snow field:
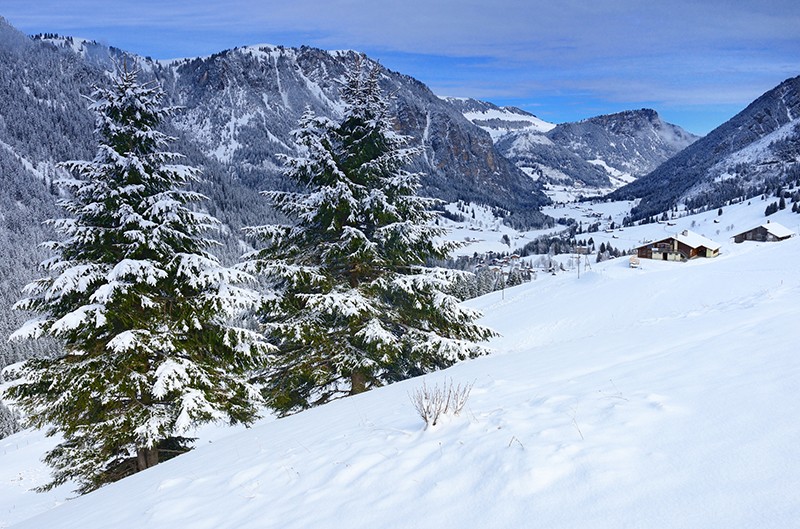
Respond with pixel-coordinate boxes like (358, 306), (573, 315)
(2, 202), (800, 528)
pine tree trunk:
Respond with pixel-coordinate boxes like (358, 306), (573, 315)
(350, 370), (368, 395)
(136, 446), (159, 471)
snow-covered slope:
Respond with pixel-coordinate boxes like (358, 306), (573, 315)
(3, 204), (799, 529)
(548, 109), (699, 180)
(496, 128), (613, 191)
(496, 109), (698, 195)
(442, 96), (555, 140)
(612, 75), (800, 221)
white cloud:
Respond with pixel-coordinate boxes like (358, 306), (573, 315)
(6, 1), (800, 59)
(3, 0), (799, 133)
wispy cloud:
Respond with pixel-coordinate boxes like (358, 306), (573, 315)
(3, 0), (799, 133)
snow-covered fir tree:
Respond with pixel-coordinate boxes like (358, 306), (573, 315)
(4, 66), (271, 493)
(243, 57), (495, 415)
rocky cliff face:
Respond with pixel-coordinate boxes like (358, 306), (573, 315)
(448, 96), (699, 192)
(159, 45), (550, 224)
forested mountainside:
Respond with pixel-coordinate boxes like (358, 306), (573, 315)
(495, 129), (614, 188)
(610, 76), (800, 221)
(0, 20), (95, 370)
(0, 17), (551, 372)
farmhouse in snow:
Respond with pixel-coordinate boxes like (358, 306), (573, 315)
(636, 230), (721, 262)
(733, 221), (794, 243)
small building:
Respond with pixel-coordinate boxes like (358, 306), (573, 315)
(733, 221), (794, 243)
(636, 230), (721, 261)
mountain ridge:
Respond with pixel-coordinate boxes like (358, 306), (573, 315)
(32, 34), (552, 225)
(610, 75), (800, 221)
(0, 19), (555, 370)
(473, 107), (699, 192)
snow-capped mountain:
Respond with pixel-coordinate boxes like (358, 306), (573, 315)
(442, 97), (555, 140)
(0, 18), (551, 371)
(612, 75), (800, 221)
(0, 16), (553, 240)
(446, 98), (699, 192)
(496, 109), (698, 191)
(28, 31), (550, 223)
(156, 45), (549, 224)
(548, 109), (698, 182)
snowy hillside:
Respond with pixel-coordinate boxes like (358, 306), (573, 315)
(495, 128), (614, 194)
(612, 75), (800, 222)
(3, 202), (799, 529)
(442, 96), (555, 140)
(548, 109), (698, 179)
(495, 109), (698, 197)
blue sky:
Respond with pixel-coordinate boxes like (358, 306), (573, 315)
(3, 1), (799, 135)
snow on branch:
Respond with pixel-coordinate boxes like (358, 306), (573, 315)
(107, 329), (150, 353)
(108, 259), (167, 286)
(8, 317), (50, 341)
(299, 289), (375, 318)
(355, 318), (399, 350)
(50, 304), (107, 335)
(44, 264), (106, 300)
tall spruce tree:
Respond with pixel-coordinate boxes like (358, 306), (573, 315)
(5, 66), (270, 493)
(243, 57), (494, 414)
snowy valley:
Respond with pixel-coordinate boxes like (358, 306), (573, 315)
(2, 198), (799, 528)
(1, 14), (800, 529)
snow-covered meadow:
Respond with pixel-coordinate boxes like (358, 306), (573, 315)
(445, 195), (800, 266)
(2, 201), (799, 528)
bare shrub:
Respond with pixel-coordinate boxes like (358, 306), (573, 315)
(410, 379), (473, 428)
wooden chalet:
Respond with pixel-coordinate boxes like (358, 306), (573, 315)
(636, 230), (721, 262)
(733, 221), (794, 243)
